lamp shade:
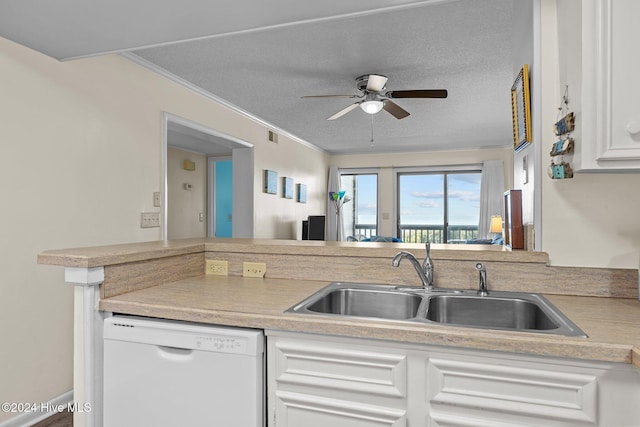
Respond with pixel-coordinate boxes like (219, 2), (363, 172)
(490, 215), (503, 233)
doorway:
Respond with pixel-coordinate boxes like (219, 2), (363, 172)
(162, 112), (254, 239)
(209, 157), (232, 238)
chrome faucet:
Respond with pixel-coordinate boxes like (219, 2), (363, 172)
(476, 262), (488, 296)
(392, 242), (434, 290)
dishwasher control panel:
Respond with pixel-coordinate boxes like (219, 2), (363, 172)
(194, 334), (248, 353)
(104, 315), (263, 356)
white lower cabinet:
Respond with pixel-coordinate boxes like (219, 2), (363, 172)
(267, 332), (409, 427)
(267, 331), (640, 427)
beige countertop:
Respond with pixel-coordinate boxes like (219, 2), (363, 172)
(99, 275), (640, 368)
(37, 237), (549, 268)
(37, 238), (639, 366)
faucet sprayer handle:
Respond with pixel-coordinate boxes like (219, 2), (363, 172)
(475, 262), (488, 296)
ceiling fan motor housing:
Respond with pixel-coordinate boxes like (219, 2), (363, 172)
(356, 74), (387, 93)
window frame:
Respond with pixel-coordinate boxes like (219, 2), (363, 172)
(338, 168), (381, 240)
(393, 164), (482, 242)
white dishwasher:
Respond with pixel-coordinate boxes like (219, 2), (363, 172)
(103, 315), (264, 427)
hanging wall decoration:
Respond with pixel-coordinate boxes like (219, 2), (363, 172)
(548, 86), (574, 180)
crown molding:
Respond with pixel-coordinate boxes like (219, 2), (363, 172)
(120, 52), (324, 154)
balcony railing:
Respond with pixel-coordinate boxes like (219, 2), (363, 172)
(399, 224), (478, 243)
(351, 224), (376, 239)
(351, 224), (478, 243)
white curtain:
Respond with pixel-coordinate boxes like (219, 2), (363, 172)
(478, 160), (505, 239)
(326, 166), (344, 241)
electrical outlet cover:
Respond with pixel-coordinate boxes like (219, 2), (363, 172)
(206, 260), (228, 276)
(243, 262), (266, 278)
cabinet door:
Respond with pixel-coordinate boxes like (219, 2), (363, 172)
(503, 190), (523, 249)
(268, 335), (408, 427)
(575, 0), (640, 170)
(607, 0), (640, 158)
(426, 355), (598, 426)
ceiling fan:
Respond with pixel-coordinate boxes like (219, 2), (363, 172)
(302, 74), (447, 121)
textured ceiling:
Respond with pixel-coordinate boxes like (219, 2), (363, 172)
(1, 0), (520, 155)
(134, 0), (517, 154)
(0, 0), (427, 59)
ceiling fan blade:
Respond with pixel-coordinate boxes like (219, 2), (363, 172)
(386, 89), (448, 99)
(366, 75), (388, 92)
(301, 94), (360, 99)
(383, 100), (410, 120)
(327, 102), (360, 120)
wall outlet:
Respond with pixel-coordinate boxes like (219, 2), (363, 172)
(140, 212), (160, 228)
(243, 262), (266, 278)
(206, 260), (228, 275)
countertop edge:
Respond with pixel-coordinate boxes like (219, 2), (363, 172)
(99, 298), (637, 366)
(38, 241), (205, 267)
(37, 238), (551, 267)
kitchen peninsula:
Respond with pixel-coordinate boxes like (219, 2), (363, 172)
(39, 238), (640, 426)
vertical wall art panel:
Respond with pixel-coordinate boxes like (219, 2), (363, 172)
(264, 170), (278, 194)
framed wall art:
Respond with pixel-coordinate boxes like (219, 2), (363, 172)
(282, 177), (294, 199)
(297, 183), (307, 203)
(264, 169), (277, 194)
(511, 64), (532, 152)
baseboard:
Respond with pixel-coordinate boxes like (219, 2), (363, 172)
(0, 391), (73, 427)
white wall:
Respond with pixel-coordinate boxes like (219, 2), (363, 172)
(167, 147), (207, 239)
(511, 0), (539, 237)
(0, 36), (327, 423)
(0, 39), (160, 423)
(540, 0), (640, 268)
(253, 135), (329, 239)
(330, 148), (514, 237)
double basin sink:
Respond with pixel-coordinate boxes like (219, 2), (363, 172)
(287, 282), (587, 337)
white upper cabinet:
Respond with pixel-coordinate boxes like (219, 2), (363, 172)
(558, 0), (640, 171)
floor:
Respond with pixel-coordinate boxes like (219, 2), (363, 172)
(31, 411), (72, 427)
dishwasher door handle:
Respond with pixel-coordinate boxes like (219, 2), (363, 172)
(156, 345), (195, 361)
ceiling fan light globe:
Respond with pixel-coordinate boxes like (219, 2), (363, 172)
(360, 100), (384, 114)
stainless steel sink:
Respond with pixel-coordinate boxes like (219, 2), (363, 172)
(425, 294), (559, 330)
(305, 288), (423, 320)
(287, 282), (587, 337)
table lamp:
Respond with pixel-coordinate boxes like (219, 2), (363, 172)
(490, 215), (503, 235)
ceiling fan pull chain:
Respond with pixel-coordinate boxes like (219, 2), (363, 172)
(370, 115), (375, 147)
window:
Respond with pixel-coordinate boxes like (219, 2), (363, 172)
(396, 168), (481, 243)
(340, 170), (379, 240)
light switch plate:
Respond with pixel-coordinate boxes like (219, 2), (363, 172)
(140, 212), (160, 228)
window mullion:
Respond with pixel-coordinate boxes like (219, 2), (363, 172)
(443, 173), (448, 243)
